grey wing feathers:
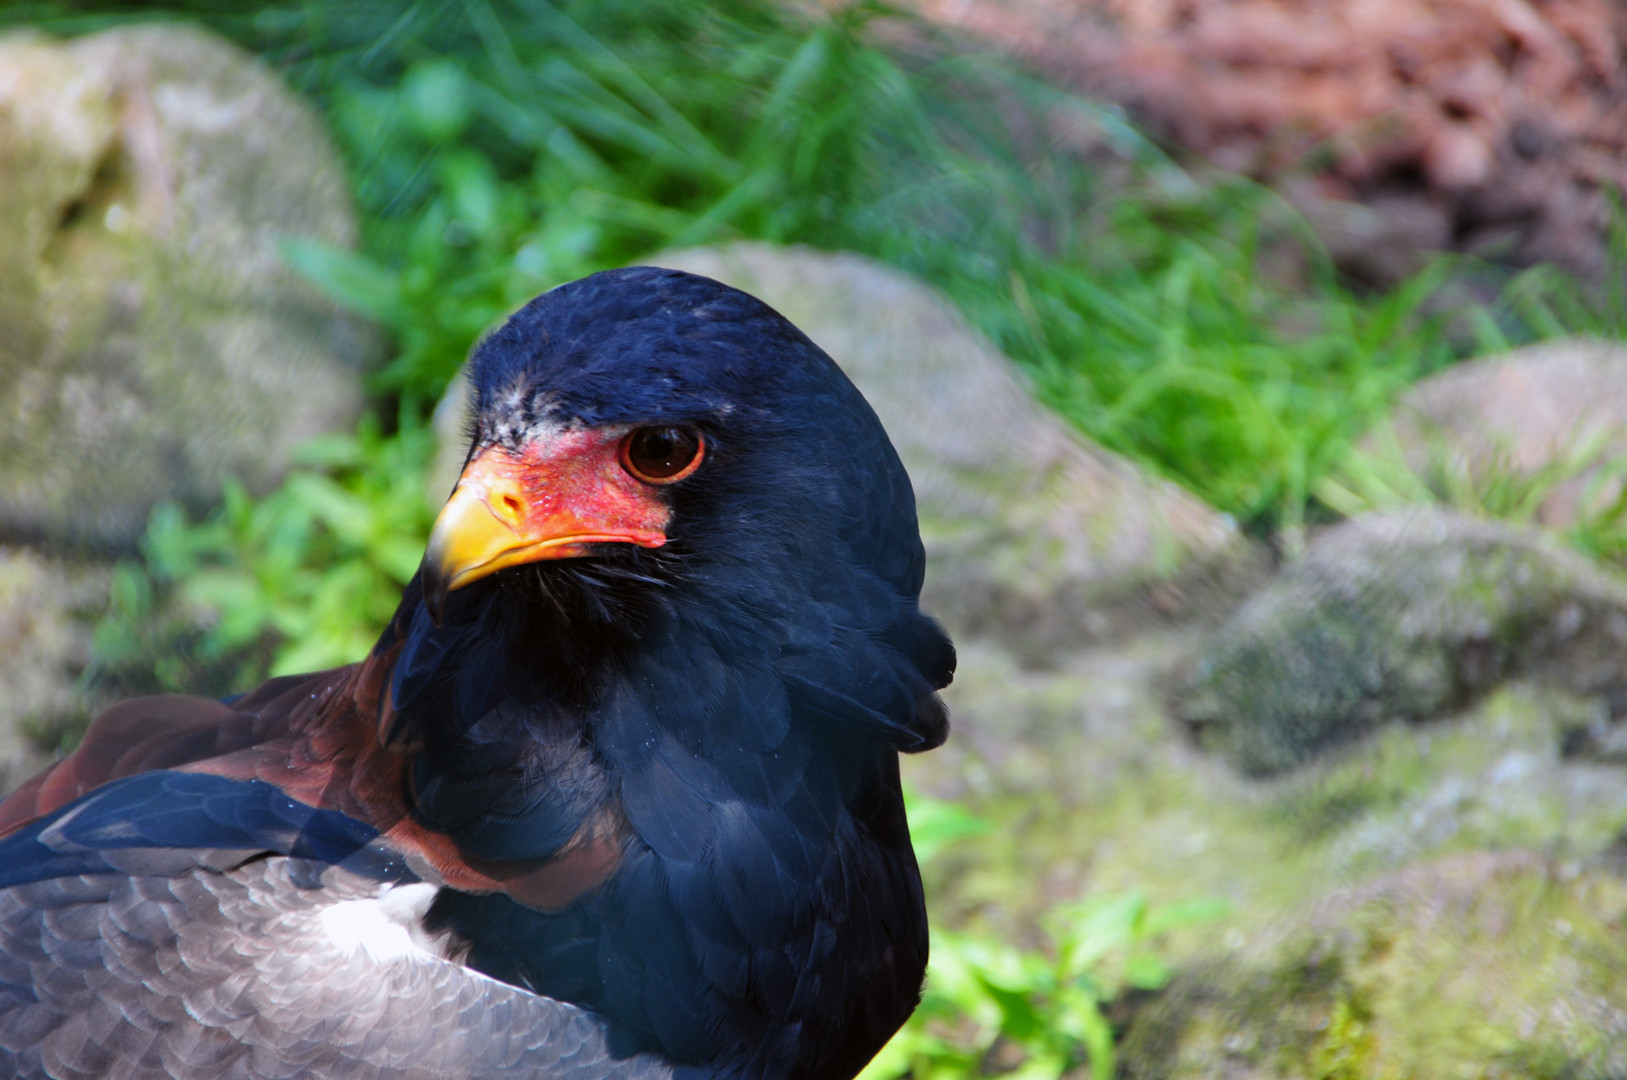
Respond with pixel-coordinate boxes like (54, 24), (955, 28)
(0, 859), (673, 1080)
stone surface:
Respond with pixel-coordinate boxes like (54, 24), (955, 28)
(0, 25), (376, 550)
(1364, 338), (1627, 529)
(0, 547), (108, 793)
(433, 245), (1263, 654)
(1176, 509), (1627, 776)
(1122, 851), (1627, 1079)
(915, 641), (1627, 927)
(918, 634), (1627, 1077)
(902, 0), (1627, 284)
(906, 504), (1627, 1071)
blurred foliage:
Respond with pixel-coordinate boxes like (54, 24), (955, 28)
(878, 793), (1228, 1080)
(10, 0), (1615, 674)
(91, 416), (435, 683)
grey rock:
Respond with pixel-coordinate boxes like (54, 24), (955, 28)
(0, 548), (107, 792)
(1177, 508), (1627, 775)
(0, 25), (377, 550)
(1557, 703), (1627, 764)
(429, 369), (473, 508)
(917, 631), (1627, 1073)
(916, 646), (1627, 957)
(1362, 338), (1627, 529)
(905, 518), (1627, 1076)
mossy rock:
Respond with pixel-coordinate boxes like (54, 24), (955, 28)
(916, 634), (1627, 1075)
(1177, 510), (1627, 776)
(0, 25), (377, 550)
(903, 514), (1627, 1075)
(1121, 851), (1627, 1079)
(914, 658), (1627, 964)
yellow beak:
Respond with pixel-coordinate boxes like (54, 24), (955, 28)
(420, 436), (670, 623)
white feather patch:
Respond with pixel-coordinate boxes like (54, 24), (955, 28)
(319, 882), (443, 963)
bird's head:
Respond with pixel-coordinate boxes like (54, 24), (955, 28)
(391, 266), (952, 755)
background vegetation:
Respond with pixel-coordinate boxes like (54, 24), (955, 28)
(13, 0), (1619, 682)
(7, 0), (1623, 1073)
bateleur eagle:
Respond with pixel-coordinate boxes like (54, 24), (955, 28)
(0, 267), (955, 1080)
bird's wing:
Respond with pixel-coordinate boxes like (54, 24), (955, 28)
(0, 850), (672, 1080)
(0, 662), (372, 839)
(1, 653), (625, 911)
(0, 762), (672, 1079)
(0, 667), (665, 1080)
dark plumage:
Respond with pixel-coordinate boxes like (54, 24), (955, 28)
(0, 267), (955, 1080)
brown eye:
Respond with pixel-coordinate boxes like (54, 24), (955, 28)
(621, 426), (704, 484)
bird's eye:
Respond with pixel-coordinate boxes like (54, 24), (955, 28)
(621, 426), (704, 484)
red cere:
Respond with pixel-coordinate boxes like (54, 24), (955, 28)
(507, 428), (673, 554)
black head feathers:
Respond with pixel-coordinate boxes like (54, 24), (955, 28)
(466, 266), (936, 600)
(399, 267), (955, 1076)
(414, 265), (955, 737)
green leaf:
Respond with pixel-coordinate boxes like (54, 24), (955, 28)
(904, 788), (994, 865)
(438, 149), (502, 237)
(279, 238), (404, 325)
(402, 58), (473, 141)
(1137, 896), (1233, 938)
(1123, 951), (1174, 991)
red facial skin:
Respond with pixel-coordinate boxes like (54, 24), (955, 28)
(421, 429), (674, 620)
(0, 426), (691, 913)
